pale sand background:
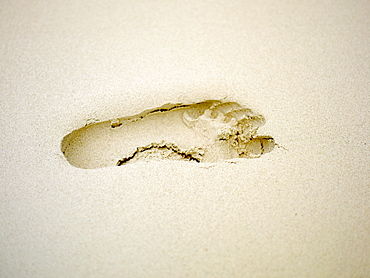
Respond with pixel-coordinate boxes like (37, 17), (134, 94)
(1, 0), (369, 277)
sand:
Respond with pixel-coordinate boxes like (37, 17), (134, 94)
(1, 0), (369, 277)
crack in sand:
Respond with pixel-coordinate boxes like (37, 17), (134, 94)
(116, 142), (203, 166)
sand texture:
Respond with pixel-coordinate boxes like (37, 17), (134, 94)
(1, 0), (369, 277)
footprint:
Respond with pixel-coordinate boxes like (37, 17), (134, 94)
(61, 100), (275, 169)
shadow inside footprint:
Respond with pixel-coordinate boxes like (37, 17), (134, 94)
(61, 100), (275, 169)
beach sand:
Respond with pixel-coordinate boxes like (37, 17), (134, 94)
(1, 0), (369, 277)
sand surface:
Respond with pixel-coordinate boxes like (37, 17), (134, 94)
(1, 0), (369, 277)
